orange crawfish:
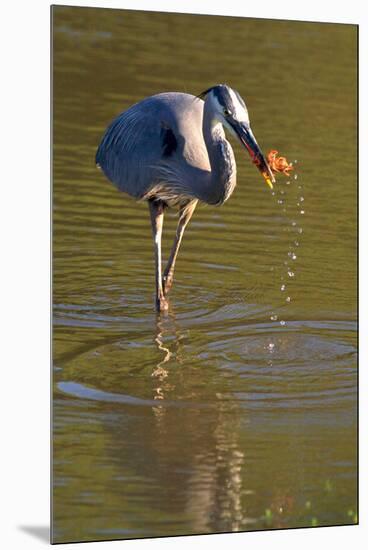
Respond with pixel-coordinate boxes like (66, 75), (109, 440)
(267, 150), (294, 177)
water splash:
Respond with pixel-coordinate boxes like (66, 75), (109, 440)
(266, 342), (275, 352)
(269, 159), (304, 331)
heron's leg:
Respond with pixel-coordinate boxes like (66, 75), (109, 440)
(149, 199), (168, 312)
(163, 200), (197, 295)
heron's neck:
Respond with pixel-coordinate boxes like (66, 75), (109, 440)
(202, 103), (237, 205)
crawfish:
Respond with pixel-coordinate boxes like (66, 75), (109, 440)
(267, 150), (294, 177)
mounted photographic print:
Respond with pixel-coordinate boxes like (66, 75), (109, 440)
(51, 4), (358, 544)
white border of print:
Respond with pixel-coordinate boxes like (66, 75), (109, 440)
(1, 1), (365, 549)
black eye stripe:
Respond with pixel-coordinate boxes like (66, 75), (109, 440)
(213, 86), (234, 113)
(198, 84), (245, 115)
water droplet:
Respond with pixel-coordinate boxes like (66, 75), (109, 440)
(294, 159), (298, 164)
(291, 221), (297, 227)
(300, 210), (305, 215)
(300, 196), (304, 202)
(277, 199), (284, 205)
(288, 271), (295, 278)
(291, 253), (297, 260)
(294, 174), (298, 180)
(286, 296), (291, 302)
(281, 284), (286, 291)
(280, 320), (286, 326)
(271, 191), (275, 196)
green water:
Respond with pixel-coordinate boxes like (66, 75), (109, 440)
(52, 6), (357, 543)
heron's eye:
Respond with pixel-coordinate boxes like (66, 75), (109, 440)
(223, 108), (231, 117)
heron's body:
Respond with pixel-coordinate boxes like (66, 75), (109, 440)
(96, 92), (236, 208)
(96, 84), (274, 311)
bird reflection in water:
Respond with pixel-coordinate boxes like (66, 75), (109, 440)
(149, 311), (255, 533)
(151, 309), (183, 407)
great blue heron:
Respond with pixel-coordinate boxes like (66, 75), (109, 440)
(96, 84), (275, 312)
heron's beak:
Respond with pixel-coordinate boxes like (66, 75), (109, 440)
(234, 122), (275, 190)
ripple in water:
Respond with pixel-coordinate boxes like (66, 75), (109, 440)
(55, 319), (355, 413)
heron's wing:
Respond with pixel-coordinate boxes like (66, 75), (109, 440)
(160, 124), (178, 157)
(96, 101), (168, 198)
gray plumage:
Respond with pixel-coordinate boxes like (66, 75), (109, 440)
(97, 87), (238, 206)
(96, 84), (274, 311)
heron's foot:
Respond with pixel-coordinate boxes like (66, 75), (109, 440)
(162, 273), (174, 295)
(156, 294), (169, 313)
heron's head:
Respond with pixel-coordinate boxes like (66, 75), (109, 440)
(198, 84), (275, 189)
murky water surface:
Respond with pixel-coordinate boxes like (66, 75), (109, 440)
(52, 7), (357, 543)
